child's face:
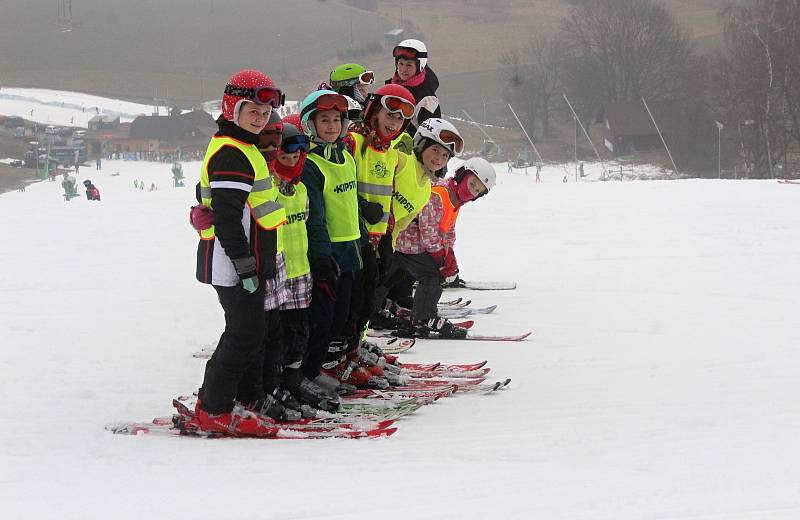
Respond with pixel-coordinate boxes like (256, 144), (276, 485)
(238, 101), (272, 134)
(313, 110), (342, 143)
(465, 171), (488, 198)
(277, 150), (302, 168)
(421, 143), (450, 172)
(396, 58), (418, 81)
(374, 108), (404, 139)
(355, 83), (369, 100)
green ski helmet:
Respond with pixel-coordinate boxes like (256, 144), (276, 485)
(330, 63), (374, 103)
(330, 63), (364, 83)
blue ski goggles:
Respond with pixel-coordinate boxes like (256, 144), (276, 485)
(281, 134), (310, 154)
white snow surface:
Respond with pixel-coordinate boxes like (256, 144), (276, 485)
(2, 157), (800, 520)
(0, 87), (298, 129)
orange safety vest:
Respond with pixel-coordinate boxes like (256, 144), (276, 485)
(431, 185), (460, 236)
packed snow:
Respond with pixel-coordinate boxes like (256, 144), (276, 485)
(2, 152), (800, 519)
(2, 87), (799, 519)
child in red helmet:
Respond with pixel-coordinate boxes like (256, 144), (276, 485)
(190, 69), (289, 436)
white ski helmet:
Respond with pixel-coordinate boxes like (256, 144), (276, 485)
(455, 157), (496, 194)
(393, 39), (428, 72)
(342, 95), (364, 123)
(413, 118), (464, 158)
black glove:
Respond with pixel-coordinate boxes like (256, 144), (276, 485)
(310, 257), (340, 301)
(359, 197), (384, 225)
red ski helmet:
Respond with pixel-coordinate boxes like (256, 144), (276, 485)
(363, 84), (416, 138)
(281, 113), (303, 132)
(221, 69), (282, 124)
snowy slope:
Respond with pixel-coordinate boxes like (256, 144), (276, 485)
(0, 87), (298, 128)
(2, 158), (800, 520)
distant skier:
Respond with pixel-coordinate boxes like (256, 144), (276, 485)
(83, 179), (101, 201)
(62, 171), (78, 200)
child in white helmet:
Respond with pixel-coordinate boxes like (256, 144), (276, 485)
(376, 148), (496, 338)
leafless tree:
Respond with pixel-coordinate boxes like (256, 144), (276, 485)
(501, 35), (570, 137)
(718, 0), (800, 178)
(561, 0), (694, 103)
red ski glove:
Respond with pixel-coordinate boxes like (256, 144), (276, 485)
(441, 249), (459, 279)
(429, 249), (446, 269)
(189, 205), (213, 231)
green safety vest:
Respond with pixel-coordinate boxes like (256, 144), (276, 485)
(306, 150), (360, 243)
(391, 156), (432, 245)
(276, 180), (311, 279)
(350, 132), (399, 236)
(198, 136), (286, 241)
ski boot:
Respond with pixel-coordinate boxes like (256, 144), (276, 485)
(191, 401), (277, 437)
(249, 393), (302, 422)
(282, 369), (341, 413)
(321, 357), (389, 389)
(417, 317), (468, 339)
(272, 387), (317, 419)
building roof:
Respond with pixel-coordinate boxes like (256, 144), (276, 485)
(89, 115), (120, 124)
(129, 111), (215, 141)
(603, 101), (679, 137)
(85, 122), (131, 140)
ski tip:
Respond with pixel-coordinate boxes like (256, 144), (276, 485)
(372, 427), (398, 438)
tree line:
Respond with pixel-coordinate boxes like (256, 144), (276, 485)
(502, 0), (800, 178)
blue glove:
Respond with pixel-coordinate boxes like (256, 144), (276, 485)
(241, 276), (259, 294)
(232, 256), (259, 294)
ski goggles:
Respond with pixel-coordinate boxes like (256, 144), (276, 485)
(258, 123), (284, 150)
(314, 93), (349, 113)
(330, 71), (375, 88)
(281, 134), (310, 154)
(393, 48), (427, 61)
(380, 95), (415, 119)
(224, 84), (285, 108)
(436, 129), (464, 155)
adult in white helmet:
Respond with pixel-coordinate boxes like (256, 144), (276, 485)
(387, 38), (442, 136)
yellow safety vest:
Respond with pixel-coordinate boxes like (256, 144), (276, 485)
(350, 132), (399, 236)
(198, 136), (286, 241)
(276, 180), (311, 279)
(391, 156), (432, 245)
(306, 150), (360, 243)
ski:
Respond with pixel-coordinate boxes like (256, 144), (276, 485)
(438, 297), (466, 306)
(378, 338), (416, 354)
(400, 361), (488, 372)
(438, 299), (472, 309)
(439, 305), (497, 318)
(370, 330), (532, 342)
(443, 280), (517, 291)
(404, 367), (491, 379)
(483, 378), (512, 393)
(106, 418), (397, 439)
(452, 320), (474, 329)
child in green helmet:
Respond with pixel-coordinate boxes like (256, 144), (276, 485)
(329, 63), (375, 106)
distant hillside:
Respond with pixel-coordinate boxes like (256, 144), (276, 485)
(0, 0), (730, 163)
